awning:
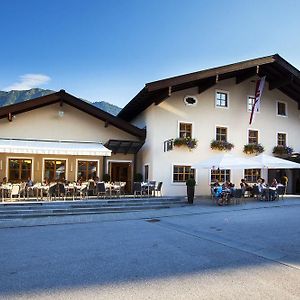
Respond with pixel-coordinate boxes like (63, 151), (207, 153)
(0, 139), (111, 156)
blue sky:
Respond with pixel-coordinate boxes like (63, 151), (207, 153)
(1, 0), (300, 107)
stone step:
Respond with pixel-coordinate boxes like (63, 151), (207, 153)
(0, 197), (187, 219)
(0, 202), (186, 219)
(0, 199), (184, 212)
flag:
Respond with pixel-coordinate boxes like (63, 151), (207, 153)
(249, 76), (266, 125)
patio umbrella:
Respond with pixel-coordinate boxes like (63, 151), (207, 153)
(250, 154), (300, 169)
(193, 153), (262, 170)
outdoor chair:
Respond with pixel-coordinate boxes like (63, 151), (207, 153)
(154, 182), (163, 197)
(133, 182), (143, 197)
(252, 185), (262, 201)
(276, 185), (286, 200)
(57, 183), (66, 201)
(96, 182), (106, 198)
(78, 184), (88, 200)
(88, 181), (96, 196)
(112, 182), (121, 197)
(149, 181), (156, 196)
(120, 182), (126, 196)
(47, 183), (58, 201)
(19, 182), (27, 200)
(233, 188), (243, 205)
(9, 184), (21, 201)
(65, 183), (76, 200)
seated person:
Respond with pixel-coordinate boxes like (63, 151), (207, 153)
(240, 178), (252, 196)
(269, 178), (278, 200)
(26, 177), (33, 187)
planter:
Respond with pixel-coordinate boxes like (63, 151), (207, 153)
(173, 137), (197, 150)
(272, 146), (293, 156)
(210, 140), (234, 151)
(187, 186), (195, 204)
(243, 143), (264, 155)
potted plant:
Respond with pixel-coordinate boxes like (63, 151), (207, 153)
(210, 140), (234, 151)
(186, 176), (196, 204)
(243, 143), (264, 155)
(173, 137), (197, 150)
(134, 173), (143, 182)
(103, 173), (111, 183)
(272, 145), (293, 156)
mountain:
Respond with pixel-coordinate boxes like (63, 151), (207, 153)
(92, 101), (122, 116)
(0, 88), (122, 116)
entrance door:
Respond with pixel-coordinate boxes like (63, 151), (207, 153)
(110, 162), (132, 193)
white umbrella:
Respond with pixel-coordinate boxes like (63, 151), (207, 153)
(250, 154), (300, 169)
(193, 153), (262, 170)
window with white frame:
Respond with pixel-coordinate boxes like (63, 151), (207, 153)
(215, 91), (229, 108)
(179, 122), (192, 138)
(77, 160), (98, 181)
(210, 169), (230, 183)
(244, 169), (261, 183)
(277, 101), (287, 116)
(247, 96), (259, 112)
(216, 126), (227, 141)
(173, 165), (195, 183)
(277, 133), (287, 146)
(248, 130), (258, 144)
(8, 158), (32, 182)
(44, 160), (66, 181)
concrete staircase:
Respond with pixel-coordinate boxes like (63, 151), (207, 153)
(0, 197), (187, 219)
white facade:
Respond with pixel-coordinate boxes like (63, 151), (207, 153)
(132, 77), (300, 196)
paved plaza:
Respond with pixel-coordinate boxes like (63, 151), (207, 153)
(0, 198), (300, 299)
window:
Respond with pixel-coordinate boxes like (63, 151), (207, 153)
(244, 169), (261, 183)
(211, 169), (230, 183)
(8, 159), (32, 182)
(144, 165), (149, 182)
(173, 165), (195, 183)
(216, 127), (227, 141)
(248, 130), (258, 144)
(77, 160), (98, 181)
(277, 101), (287, 116)
(277, 133), (286, 146)
(247, 96), (259, 113)
(215, 91), (229, 108)
(44, 160), (66, 181)
(179, 122), (192, 138)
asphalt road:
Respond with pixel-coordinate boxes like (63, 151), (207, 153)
(0, 203), (299, 299)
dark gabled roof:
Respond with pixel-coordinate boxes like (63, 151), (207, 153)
(118, 54), (300, 121)
(0, 90), (146, 139)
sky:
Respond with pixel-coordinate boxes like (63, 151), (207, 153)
(1, 0), (300, 107)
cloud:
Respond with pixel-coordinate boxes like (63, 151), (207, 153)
(4, 74), (51, 91)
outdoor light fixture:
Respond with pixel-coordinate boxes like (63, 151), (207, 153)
(58, 110), (64, 118)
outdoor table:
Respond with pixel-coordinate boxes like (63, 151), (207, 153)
(142, 182), (155, 197)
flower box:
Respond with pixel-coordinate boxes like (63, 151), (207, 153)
(243, 143), (264, 155)
(210, 140), (234, 151)
(173, 137), (197, 149)
(272, 145), (293, 156)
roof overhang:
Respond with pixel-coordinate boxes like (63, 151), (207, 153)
(105, 139), (144, 154)
(0, 139), (112, 156)
(118, 54), (300, 121)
